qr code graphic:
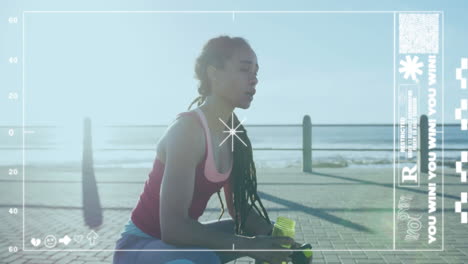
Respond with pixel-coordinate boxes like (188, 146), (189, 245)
(399, 13), (439, 54)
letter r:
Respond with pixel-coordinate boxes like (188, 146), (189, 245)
(402, 165), (418, 183)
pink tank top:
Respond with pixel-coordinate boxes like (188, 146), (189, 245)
(131, 108), (234, 239)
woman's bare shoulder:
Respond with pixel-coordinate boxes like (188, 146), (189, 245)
(157, 111), (205, 164)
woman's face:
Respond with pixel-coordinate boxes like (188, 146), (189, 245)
(210, 47), (259, 109)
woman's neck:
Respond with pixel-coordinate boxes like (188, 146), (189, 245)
(199, 95), (235, 136)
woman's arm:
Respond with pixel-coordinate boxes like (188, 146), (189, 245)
(244, 209), (274, 236)
(223, 181), (302, 249)
(223, 180), (273, 236)
(159, 116), (253, 251)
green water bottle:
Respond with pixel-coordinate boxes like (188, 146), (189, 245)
(290, 243), (313, 264)
(263, 216), (296, 264)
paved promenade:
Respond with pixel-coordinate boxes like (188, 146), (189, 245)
(1, 165), (467, 263)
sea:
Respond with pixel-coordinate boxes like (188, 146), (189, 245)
(1, 124), (466, 169)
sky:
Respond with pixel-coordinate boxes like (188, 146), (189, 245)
(1, 0), (467, 126)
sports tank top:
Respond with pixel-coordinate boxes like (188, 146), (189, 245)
(130, 108), (234, 239)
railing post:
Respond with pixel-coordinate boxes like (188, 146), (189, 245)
(303, 115), (312, 172)
(82, 117), (103, 228)
(419, 115), (429, 173)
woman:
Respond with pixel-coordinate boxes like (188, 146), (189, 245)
(113, 35), (299, 264)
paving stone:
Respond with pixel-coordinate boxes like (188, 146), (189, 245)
(355, 259), (386, 264)
(1, 166), (465, 263)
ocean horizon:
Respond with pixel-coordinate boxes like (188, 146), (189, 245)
(1, 124), (466, 169)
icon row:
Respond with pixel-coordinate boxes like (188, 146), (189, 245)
(455, 58), (467, 130)
(455, 58), (467, 225)
(455, 99), (467, 131)
(456, 57), (467, 89)
(455, 192), (468, 224)
(30, 231), (99, 248)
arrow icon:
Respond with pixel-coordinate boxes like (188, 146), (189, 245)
(59, 235), (72, 246)
(86, 230), (99, 246)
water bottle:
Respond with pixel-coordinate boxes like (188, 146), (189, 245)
(263, 216), (296, 264)
(262, 217), (313, 264)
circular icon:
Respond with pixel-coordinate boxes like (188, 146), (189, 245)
(44, 235), (57, 248)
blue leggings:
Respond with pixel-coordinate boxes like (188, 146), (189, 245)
(113, 218), (259, 264)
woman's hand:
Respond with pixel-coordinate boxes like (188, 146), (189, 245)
(291, 241), (303, 249)
(245, 235), (294, 264)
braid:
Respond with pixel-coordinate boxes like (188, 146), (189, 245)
(187, 95), (206, 111)
(230, 114), (270, 235)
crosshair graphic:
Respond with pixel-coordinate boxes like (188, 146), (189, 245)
(456, 57), (468, 89)
(455, 99), (468, 130)
(218, 112), (247, 152)
(456, 151), (468, 183)
(455, 192), (468, 224)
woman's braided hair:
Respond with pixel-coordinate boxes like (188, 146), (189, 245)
(188, 35), (271, 235)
